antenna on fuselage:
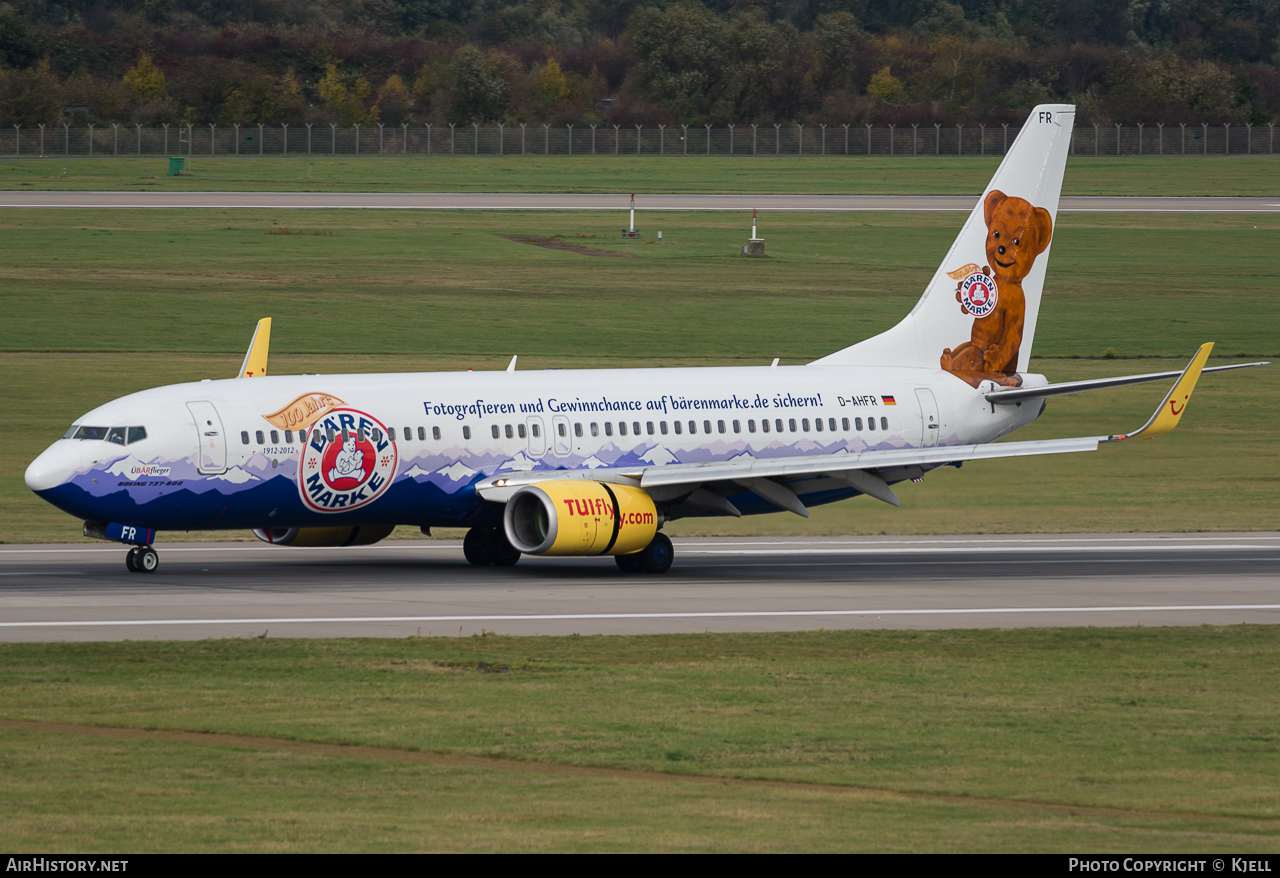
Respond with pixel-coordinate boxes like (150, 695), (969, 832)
(238, 318), (272, 378)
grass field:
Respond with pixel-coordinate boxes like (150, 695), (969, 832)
(3, 207), (1276, 542)
(1, 154), (1278, 195)
(2, 628), (1277, 851)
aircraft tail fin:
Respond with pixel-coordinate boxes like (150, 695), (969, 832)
(811, 105), (1075, 386)
(237, 318), (272, 378)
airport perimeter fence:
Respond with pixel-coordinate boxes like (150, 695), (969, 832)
(3, 121), (1277, 158)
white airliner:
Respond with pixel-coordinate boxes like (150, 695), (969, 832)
(25, 104), (1266, 574)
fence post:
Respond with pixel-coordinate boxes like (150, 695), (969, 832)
(1157, 122), (1163, 155)
(658, 124), (665, 154)
(566, 124), (573, 155)
(133, 123), (139, 155)
(331, 123), (337, 154)
(1093, 123), (1099, 155)
(752, 123), (758, 155)
(426, 122), (433, 155)
(843, 123), (849, 155)
(188, 123), (194, 157)
(1000, 123), (1007, 154)
(956, 123), (962, 155)
(12, 124), (18, 156)
(796, 123), (803, 155)
(820, 123), (826, 155)
(88, 123), (94, 156)
(1180, 122), (1185, 154)
(282, 123), (288, 155)
(613, 124), (619, 155)
(1202, 122), (1208, 154)
(912, 123), (918, 155)
(706, 123), (712, 155)
(1137, 122), (1143, 155)
(402, 123), (407, 154)
(1270, 123), (1274, 154)
(1246, 123), (1251, 154)
(1223, 122), (1230, 155)
(728, 123), (734, 154)
(65, 123), (71, 155)
(888, 124), (894, 155)
(474, 122), (480, 155)
(869, 123), (874, 155)
(499, 122), (505, 155)
(775, 123), (781, 155)
(258, 122), (266, 155)
(378, 122), (384, 155)
(589, 124), (594, 155)
(233, 123), (240, 154)
(934, 123), (940, 155)
(112, 122), (119, 155)
(354, 123), (361, 154)
(521, 123), (527, 155)
(449, 123), (456, 154)
(306, 123), (312, 155)
(208, 123), (215, 155)
(979, 123), (985, 155)
(635, 124), (642, 155)
(544, 123), (550, 155)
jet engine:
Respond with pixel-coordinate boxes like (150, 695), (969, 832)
(504, 481), (659, 556)
(251, 525), (396, 547)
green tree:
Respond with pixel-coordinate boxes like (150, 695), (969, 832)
(373, 74), (414, 124)
(449, 44), (509, 122)
(866, 65), (906, 104)
(0, 59), (63, 126)
(123, 52), (166, 104)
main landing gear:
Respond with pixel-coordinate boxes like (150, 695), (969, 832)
(125, 545), (159, 574)
(615, 533), (674, 575)
(463, 526), (522, 567)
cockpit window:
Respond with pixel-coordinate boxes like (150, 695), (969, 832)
(69, 425), (148, 444)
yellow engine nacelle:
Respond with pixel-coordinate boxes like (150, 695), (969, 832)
(251, 525), (396, 547)
(504, 481), (659, 556)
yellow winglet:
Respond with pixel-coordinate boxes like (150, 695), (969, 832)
(1109, 343), (1213, 442)
(237, 318), (272, 378)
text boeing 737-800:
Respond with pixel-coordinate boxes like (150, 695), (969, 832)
(24, 105), (1267, 574)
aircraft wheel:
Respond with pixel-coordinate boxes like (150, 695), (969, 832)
(489, 527), (521, 567)
(639, 533), (674, 574)
(614, 553), (643, 573)
(136, 546), (159, 574)
(125, 547), (140, 572)
(462, 527), (492, 566)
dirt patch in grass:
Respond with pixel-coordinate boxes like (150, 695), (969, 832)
(501, 235), (632, 257)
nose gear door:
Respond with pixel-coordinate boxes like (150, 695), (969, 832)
(187, 400), (228, 474)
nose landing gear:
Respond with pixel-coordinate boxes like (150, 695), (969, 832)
(462, 526), (521, 567)
(125, 545), (159, 573)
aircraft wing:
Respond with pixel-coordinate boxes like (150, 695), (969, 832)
(476, 344), (1215, 515)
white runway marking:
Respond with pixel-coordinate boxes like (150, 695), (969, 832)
(4, 605), (1280, 629)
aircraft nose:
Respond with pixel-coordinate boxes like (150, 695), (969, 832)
(25, 441), (83, 493)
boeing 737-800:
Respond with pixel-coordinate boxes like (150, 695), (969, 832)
(24, 105), (1266, 574)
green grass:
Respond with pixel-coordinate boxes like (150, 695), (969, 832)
(2, 154), (1278, 195)
(2, 628), (1278, 851)
(3, 208), (1277, 542)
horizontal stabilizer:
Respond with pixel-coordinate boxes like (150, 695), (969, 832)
(987, 359), (1268, 404)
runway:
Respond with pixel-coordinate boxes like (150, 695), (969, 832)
(1, 534), (1276, 641)
(1, 192), (1278, 212)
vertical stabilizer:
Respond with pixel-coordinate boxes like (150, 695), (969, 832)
(811, 105), (1075, 386)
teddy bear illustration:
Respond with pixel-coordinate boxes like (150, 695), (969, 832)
(940, 189), (1053, 388)
(328, 433), (367, 484)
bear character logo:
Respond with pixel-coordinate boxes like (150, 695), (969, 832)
(940, 189), (1053, 387)
(328, 433), (367, 486)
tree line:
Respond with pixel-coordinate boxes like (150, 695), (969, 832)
(0, 0), (1276, 129)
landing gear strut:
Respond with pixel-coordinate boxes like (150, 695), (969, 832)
(463, 526), (521, 567)
(125, 545), (159, 573)
(615, 533), (674, 574)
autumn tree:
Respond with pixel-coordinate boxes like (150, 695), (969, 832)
(123, 52), (166, 104)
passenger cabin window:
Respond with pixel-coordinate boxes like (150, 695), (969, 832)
(660, 422), (668, 435)
(688, 421), (697, 435)
(403, 427), (412, 441)
(842, 418), (850, 431)
(867, 418), (876, 432)
(703, 420), (711, 434)
(881, 417), (889, 431)
(619, 422), (628, 436)
(270, 430), (279, 444)
(557, 423), (567, 437)
(802, 419), (810, 431)
(761, 420), (769, 433)
(733, 420), (740, 433)
(462, 426), (472, 440)
(432, 426), (441, 440)
(505, 424), (514, 439)
(256, 430), (265, 444)
(591, 423), (599, 437)
(647, 422), (655, 435)
(856, 417), (864, 431)
(530, 424), (540, 438)
(775, 419), (783, 433)
(747, 419), (755, 433)
(518, 424), (526, 439)
(241, 431), (250, 445)
(815, 419), (823, 432)
(372, 429), (382, 443)
(788, 419), (796, 432)
(674, 421), (682, 435)
(575, 423), (583, 438)
(491, 425), (500, 439)
(604, 423), (613, 436)
(284, 430), (293, 443)
(633, 421), (641, 435)
(829, 418), (837, 432)
(417, 427), (426, 440)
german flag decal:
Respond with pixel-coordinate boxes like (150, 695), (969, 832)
(882, 395), (897, 405)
